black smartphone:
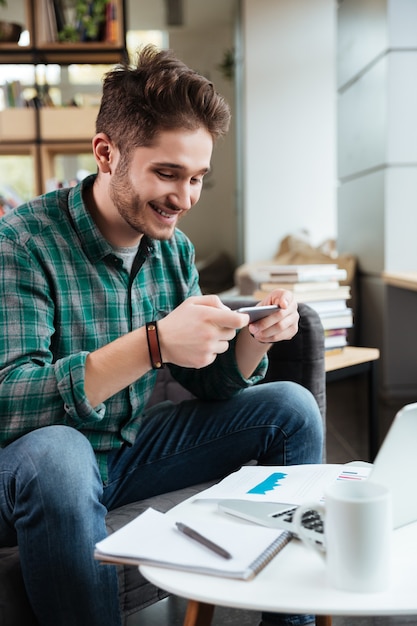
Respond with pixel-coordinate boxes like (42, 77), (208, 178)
(236, 304), (280, 323)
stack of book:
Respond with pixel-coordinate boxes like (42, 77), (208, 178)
(252, 264), (352, 354)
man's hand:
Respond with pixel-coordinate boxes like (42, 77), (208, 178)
(157, 295), (248, 368)
(234, 289), (299, 379)
(245, 289), (299, 344)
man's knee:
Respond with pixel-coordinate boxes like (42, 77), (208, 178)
(9, 426), (100, 498)
(20, 425), (93, 462)
(255, 381), (321, 418)
(255, 381), (324, 443)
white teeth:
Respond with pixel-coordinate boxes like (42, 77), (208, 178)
(150, 202), (177, 219)
(156, 207), (173, 218)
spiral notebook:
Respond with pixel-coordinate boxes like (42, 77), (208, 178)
(94, 507), (292, 580)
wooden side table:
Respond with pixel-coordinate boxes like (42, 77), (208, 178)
(325, 346), (380, 460)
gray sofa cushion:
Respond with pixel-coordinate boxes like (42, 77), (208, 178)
(0, 546), (38, 625)
(262, 301), (326, 420)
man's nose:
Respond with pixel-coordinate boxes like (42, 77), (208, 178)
(169, 182), (197, 211)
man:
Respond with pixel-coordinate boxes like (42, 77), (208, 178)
(0, 46), (322, 625)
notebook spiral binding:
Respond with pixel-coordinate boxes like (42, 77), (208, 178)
(248, 530), (293, 579)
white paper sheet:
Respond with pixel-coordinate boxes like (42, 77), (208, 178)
(192, 464), (371, 505)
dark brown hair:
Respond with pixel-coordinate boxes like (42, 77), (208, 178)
(96, 45), (231, 153)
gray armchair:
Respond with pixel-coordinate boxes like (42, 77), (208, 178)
(0, 301), (325, 625)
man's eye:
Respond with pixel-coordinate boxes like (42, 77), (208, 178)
(158, 171), (174, 179)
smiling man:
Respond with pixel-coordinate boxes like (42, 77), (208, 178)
(0, 46), (322, 626)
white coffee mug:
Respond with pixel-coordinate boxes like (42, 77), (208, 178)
(293, 480), (392, 593)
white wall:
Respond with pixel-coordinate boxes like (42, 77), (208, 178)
(168, 25), (237, 264)
(241, 0), (337, 263)
(128, 0), (337, 266)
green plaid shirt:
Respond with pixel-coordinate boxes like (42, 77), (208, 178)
(0, 174), (267, 481)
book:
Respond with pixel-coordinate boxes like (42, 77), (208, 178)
(325, 347), (345, 356)
(44, 0), (59, 43)
(320, 308), (353, 331)
(324, 330), (348, 350)
(253, 285), (351, 302)
(52, 0), (65, 32)
(251, 264), (347, 284)
(94, 507), (292, 581)
(105, 1), (118, 43)
(325, 328), (348, 337)
(259, 280), (344, 292)
(307, 299), (351, 314)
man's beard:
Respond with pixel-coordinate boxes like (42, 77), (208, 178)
(109, 159), (181, 241)
(109, 165), (149, 236)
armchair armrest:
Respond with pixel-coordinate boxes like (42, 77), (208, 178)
(222, 299), (326, 421)
(262, 302), (326, 420)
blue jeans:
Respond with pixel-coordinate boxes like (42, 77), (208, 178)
(0, 381), (322, 626)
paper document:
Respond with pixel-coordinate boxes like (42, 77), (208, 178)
(192, 464), (371, 505)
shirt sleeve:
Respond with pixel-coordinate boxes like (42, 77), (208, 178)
(55, 352), (106, 422)
(0, 237), (103, 447)
(168, 335), (269, 401)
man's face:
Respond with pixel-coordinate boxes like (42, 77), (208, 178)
(109, 127), (213, 242)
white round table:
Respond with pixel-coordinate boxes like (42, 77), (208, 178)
(140, 498), (417, 626)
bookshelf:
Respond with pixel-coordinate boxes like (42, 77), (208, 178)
(0, 0), (126, 196)
(3, 0), (126, 63)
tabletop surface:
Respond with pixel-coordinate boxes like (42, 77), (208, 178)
(140, 497), (417, 617)
(382, 271), (417, 292)
(324, 346), (380, 373)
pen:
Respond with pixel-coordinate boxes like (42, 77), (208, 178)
(175, 522), (232, 560)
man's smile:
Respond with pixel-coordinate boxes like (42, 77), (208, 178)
(150, 202), (180, 220)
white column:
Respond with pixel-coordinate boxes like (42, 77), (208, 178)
(337, 0), (417, 399)
(241, 0), (337, 263)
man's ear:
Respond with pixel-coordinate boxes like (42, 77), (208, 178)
(92, 133), (116, 174)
